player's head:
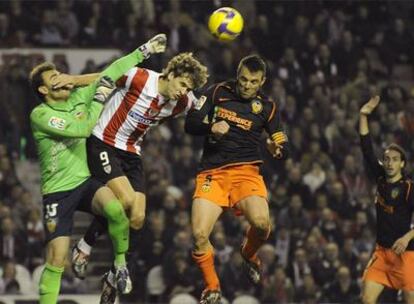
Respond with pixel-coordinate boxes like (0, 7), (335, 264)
(236, 54), (266, 100)
(29, 62), (70, 102)
(383, 143), (406, 178)
(161, 52), (208, 100)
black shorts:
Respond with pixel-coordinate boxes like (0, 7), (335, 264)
(86, 135), (145, 192)
(42, 178), (102, 242)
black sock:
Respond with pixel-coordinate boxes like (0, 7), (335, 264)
(83, 216), (108, 246)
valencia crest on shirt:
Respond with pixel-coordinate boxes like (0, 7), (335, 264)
(251, 99), (263, 114)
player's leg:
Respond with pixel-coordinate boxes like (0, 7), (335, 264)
(107, 176), (145, 229)
(192, 197), (223, 303)
(39, 237), (69, 304)
(91, 185), (131, 294)
(97, 157), (146, 303)
(230, 165), (270, 285)
(361, 281), (384, 304)
(39, 190), (80, 304)
(237, 195), (271, 284)
(72, 137), (135, 277)
(361, 247), (393, 304)
(404, 291), (414, 304)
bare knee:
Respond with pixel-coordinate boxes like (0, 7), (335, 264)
(118, 191), (135, 209)
(250, 216), (270, 237)
(193, 228), (210, 251)
(361, 293), (377, 304)
(46, 252), (66, 268)
(130, 211), (145, 230)
(404, 291), (414, 304)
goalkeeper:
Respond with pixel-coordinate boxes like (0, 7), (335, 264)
(29, 34), (167, 304)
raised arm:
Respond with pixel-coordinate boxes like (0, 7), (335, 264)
(31, 77), (115, 139)
(359, 96), (384, 178)
(101, 34), (167, 82)
(70, 34), (167, 107)
(51, 73), (100, 90)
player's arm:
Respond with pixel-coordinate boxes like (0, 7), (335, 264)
(184, 88), (215, 135)
(359, 96), (385, 178)
(265, 101), (289, 160)
(392, 229), (414, 255)
(71, 34), (167, 107)
(30, 77), (115, 139)
(100, 33), (167, 82)
(51, 73), (100, 90)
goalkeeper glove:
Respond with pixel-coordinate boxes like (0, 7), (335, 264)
(138, 33), (167, 59)
(94, 76), (116, 104)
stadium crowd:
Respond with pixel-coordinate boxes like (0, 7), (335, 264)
(0, 0), (414, 303)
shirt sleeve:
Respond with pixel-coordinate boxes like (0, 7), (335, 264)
(360, 133), (385, 179)
(184, 88), (215, 136)
(30, 102), (103, 139)
(265, 101), (290, 159)
(69, 49), (145, 108)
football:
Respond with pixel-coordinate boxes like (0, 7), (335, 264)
(208, 7), (244, 41)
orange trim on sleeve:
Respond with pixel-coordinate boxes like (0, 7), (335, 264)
(406, 181), (412, 202)
(267, 102), (276, 122)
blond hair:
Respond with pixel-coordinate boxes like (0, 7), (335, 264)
(163, 52), (208, 89)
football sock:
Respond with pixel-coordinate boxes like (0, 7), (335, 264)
(103, 200), (129, 266)
(192, 248), (220, 290)
(241, 225), (270, 261)
(83, 216), (107, 247)
(39, 263), (64, 304)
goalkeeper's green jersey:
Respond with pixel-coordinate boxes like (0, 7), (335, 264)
(31, 49), (144, 195)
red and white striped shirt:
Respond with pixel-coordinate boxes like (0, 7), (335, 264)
(93, 67), (197, 154)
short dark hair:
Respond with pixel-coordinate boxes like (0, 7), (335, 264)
(237, 54), (267, 78)
(29, 62), (56, 101)
(384, 143), (407, 165)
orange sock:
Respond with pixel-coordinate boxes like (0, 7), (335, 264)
(192, 248), (220, 290)
(241, 226), (270, 261)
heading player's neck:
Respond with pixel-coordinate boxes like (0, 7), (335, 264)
(386, 172), (403, 183)
(158, 75), (168, 98)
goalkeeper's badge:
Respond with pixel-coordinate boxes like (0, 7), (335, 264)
(46, 218), (57, 233)
(103, 164), (112, 174)
(251, 100), (263, 114)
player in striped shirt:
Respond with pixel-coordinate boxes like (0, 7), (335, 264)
(30, 33), (167, 304)
(71, 52), (209, 303)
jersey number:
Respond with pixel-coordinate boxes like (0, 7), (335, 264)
(100, 151), (110, 166)
(46, 203), (58, 217)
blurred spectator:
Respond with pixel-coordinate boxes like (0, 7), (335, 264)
(0, 217), (27, 264)
(0, 260), (20, 294)
(261, 266), (295, 304)
(286, 247), (312, 289)
(294, 273), (321, 304)
(220, 250), (252, 300)
(311, 242), (341, 287)
(322, 265), (360, 303)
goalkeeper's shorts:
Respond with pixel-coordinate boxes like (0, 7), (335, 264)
(42, 178), (102, 242)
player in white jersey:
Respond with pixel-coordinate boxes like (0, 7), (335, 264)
(72, 52), (209, 304)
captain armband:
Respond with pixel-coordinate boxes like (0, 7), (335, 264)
(271, 131), (288, 145)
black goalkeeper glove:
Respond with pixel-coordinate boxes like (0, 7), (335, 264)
(93, 76), (116, 104)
